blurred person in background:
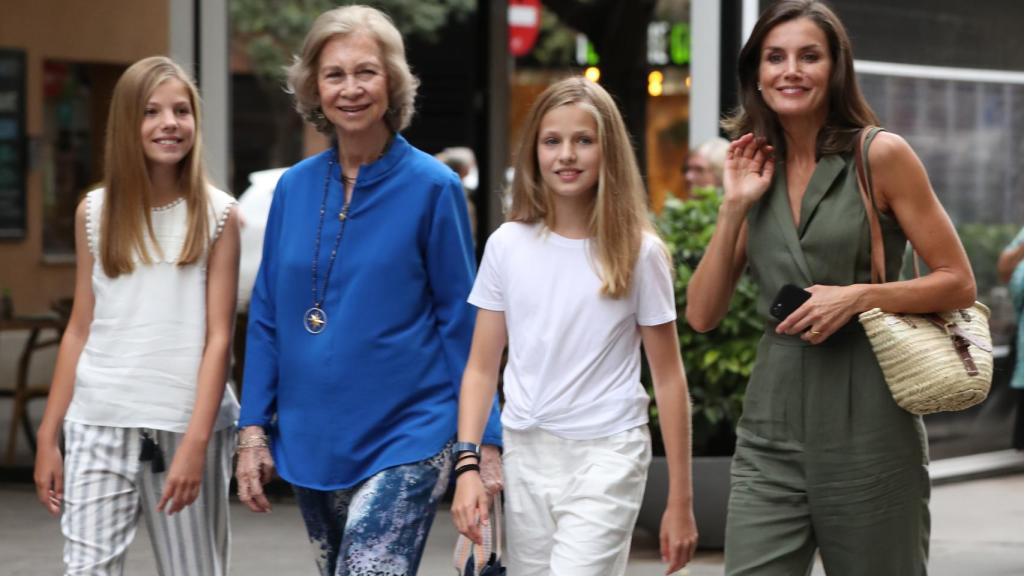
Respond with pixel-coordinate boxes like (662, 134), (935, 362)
(997, 232), (1024, 451)
(436, 146), (479, 238)
(235, 167), (285, 310)
(684, 136), (729, 192)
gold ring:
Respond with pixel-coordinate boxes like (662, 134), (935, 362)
(809, 330), (822, 335)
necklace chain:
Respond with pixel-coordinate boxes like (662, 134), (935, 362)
(310, 158), (351, 310)
(309, 135), (394, 320)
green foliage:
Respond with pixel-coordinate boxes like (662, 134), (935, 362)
(649, 189), (762, 456)
(955, 223), (1018, 303)
(529, 7), (578, 66)
(231, 0), (474, 82)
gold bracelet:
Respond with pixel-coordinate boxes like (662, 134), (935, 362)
(237, 436), (269, 450)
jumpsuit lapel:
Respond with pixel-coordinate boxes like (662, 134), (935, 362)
(767, 155), (849, 286)
(797, 155), (847, 238)
(768, 169), (814, 285)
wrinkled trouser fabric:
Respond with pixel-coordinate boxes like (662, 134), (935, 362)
(503, 425), (651, 576)
(724, 328), (930, 576)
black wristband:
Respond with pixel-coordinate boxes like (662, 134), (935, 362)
(453, 463), (480, 478)
(456, 452), (480, 463)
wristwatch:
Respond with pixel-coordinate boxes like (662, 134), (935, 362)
(451, 441), (480, 458)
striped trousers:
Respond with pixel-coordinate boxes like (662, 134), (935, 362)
(61, 421), (234, 576)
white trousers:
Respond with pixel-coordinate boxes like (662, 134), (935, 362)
(61, 421), (234, 576)
(502, 425), (651, 576)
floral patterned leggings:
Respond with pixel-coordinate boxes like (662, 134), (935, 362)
(293, 444), (452, 576)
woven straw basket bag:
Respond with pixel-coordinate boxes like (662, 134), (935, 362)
(854, 128), (993, 415)
(859, 306), (993, 414)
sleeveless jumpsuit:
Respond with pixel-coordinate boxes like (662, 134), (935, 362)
(724, 130), (930, 575)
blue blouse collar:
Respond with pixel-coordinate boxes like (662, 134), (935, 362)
(325, 133), (410, 187)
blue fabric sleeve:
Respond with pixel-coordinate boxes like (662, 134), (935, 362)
(238, 176), (286, 429)
(426, 174), (503, 448)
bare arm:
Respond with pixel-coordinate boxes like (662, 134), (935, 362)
(777, 132), (976, 343)
(641, 322), (698, 574)
(997, 241), (1024, 284)
(34, 199), (95, 516)
(685, 208), (749, 332)
(686, 134), (774, 332)
(862, 132), (976, 309)
(451, 309), (507, 545)
(158, 207), (240, 515)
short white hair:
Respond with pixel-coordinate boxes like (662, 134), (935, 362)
(286, 5), (419, 133)
(694, 137), (730, 184)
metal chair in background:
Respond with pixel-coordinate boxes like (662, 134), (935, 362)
(2, 299), (69, 466)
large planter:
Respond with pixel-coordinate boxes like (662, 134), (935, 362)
(637, 455), (732, 549)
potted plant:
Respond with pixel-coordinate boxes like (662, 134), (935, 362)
(637, 189), (763, 548)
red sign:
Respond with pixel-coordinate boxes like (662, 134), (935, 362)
(509, 0), (541, 57)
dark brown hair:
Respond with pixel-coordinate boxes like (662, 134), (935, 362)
(722, 0), (879, 157)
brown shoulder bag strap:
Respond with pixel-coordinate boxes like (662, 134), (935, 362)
(854, 126), (888, 284)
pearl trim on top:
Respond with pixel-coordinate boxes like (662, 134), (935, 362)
(84, 188), (236, 265)
(211, 199), (236, 244)
(84, 191), (97, 256)
(152, 196), (186, 212)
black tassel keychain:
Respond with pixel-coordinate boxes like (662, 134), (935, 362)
(139, 431), (166, 473)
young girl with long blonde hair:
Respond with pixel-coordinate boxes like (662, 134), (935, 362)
(451, 77), (698, 575)
(33, 55), (240, 575)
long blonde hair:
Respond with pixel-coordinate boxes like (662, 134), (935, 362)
(508, 77), (661, 298)
(100, 56), (210, 277)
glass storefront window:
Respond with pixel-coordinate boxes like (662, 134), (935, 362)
(40, 61), (121, 259)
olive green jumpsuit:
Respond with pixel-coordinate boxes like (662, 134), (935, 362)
(724, 130), (930, 575)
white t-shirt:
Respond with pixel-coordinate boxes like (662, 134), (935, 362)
(65, 187), (240, 433)
(469, 222), (676, 440)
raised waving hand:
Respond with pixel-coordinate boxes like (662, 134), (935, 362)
(723, 133), (775, 209)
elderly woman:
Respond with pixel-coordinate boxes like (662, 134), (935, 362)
(234, 6), (502, 574)
(684, 137), (729, 191)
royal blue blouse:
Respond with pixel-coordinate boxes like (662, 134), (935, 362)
(240, 134), (502, 489)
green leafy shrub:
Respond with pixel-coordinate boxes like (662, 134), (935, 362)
(648, 189), (763, 456)
(954, 223), (1018, 303)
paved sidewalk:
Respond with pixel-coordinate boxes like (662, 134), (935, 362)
(3, 473), (1023, 575)
(4, 335), (1023, 574)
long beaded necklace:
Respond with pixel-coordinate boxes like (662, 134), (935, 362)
(304, 157), (352, 334)
(304, 135), (394, 334)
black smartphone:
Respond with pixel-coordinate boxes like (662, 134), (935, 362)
(769, 284), (811, 320)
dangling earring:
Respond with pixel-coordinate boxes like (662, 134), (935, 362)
(757, 83), (763, 92)
(382, 107), (396, 130)
(309, 106), (327, 131)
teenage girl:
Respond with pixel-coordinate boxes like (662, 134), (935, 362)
(451, 77), (699, 575)
(33, 56), (240, 575)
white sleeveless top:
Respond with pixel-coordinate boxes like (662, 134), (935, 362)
(65, 187), (240, 432)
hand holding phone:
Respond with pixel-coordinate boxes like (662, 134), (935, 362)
(770, 284), (811, 321)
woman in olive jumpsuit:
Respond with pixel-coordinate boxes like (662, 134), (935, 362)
(685, 2), (977, 575)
